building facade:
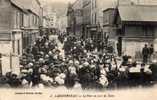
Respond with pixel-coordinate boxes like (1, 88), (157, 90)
(57, 16), (68, 33)
(21, 0), (42, 49)
(103, 4), (157, 60)
(67, 3), (74, 35)
(82, 0), (112, 41)
(67, 0), (83, 38)
(67, 0), (107, 40)
(72, 0), (83, 38)
(82, 0), (92, 39)
(0, 0), (24, 75)
(116, 5), (157, 59)
(103, 8), (117, 50)
(0, 0), (42, 75)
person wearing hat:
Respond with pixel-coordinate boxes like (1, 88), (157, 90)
(64, 59), (76, 88)
(149, 60), (157, 82)
(98, 74), (109, 88)
(74, 60), (80, 74)
(21, 78), (29, 88)
(7, 73), (21, 88)
(31, 63), (41, 87)
(142, 44), (149, 64)
(64, 70), (77, 89)
(21, 67), (34, 87)
(54, 73), (66, 86)
(78, 61), (93, 89)
(73, 78), (82, 89)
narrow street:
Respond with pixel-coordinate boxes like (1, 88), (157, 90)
(0, 0), (156, 93)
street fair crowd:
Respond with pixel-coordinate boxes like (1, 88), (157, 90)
(0, 34), (157, 89)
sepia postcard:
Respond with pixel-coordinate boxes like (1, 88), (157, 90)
(0, 0), (157, 100)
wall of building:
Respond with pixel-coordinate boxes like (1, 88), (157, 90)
(67, 4), (74, 34)
(83, 0), (92, 25)
(103, 9), (116, 26)
(57, 16), (68, 33)
(0, 0), (42, 75)
(0, 0), (23, 75)
(122, 38), (153, 60)
(23, 13), (29, 28)
(72, 0), (83, 37)
(73, 0), (83, 25)
(0, 1), (22, 53)
(120, 24), (155, 59)
(43, 12), (57, 29)
(124, 25), (154, 37)
(0, 40), (20, 75)
(95, 0), (115, 26)
(103, 8), (117, 42)
(43, 17), (49, 28)
(0, 0), (12, 32)
(11, 6), (22, 30)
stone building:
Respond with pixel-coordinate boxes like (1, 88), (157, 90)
(67, 0), (83, 38)
(103, 8), (117, 50)
(19, 0), (43, 49)
(0, 0), (42, 75)
(82, 0), (92, 39)
(116, 5), (157, 59)
(103, 4), (157, 60)
(67, 3), (74, 35)
(82, 0), (115, 40)
(57, 16), (68, 33)
(72, 0), (83, 38)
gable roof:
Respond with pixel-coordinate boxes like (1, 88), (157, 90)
(10, 0), (24, 9)
(10, 0), (41, 16)
(118, 5), (157, 22)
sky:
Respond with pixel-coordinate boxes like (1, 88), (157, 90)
(40, 0), (75, 5)
(40, 0), (157, 17)
(39, 0), (157, 6)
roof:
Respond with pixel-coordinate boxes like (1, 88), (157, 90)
(10, 0), (41, 16)
(118, 5), (157, 22)
(10, 0), (24, 10)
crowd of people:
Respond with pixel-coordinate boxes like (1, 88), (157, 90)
(0, 34), (157, 89)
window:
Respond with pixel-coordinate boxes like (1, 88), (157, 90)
(14, 11), (17, 28)
(32, 15), (34, 26)
(20, 13), (24, 27)
(144, 25), (154, 37)
(17, 40), (20, 55)
(15, 11), (21, 28)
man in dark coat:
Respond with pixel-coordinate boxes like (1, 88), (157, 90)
(149, 61), (157, 82)
(149, 44), (154, 62)
(149, 44), (154, 56)
(142, 44), (149, 64)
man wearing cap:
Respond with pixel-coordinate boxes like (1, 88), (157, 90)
(142, 44), (149, 64)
